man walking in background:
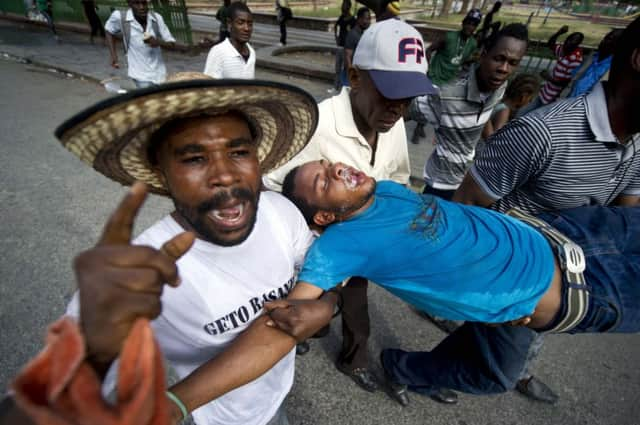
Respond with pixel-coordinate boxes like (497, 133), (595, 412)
(204, 2), (255, 79)
(105, 0), (176, 88)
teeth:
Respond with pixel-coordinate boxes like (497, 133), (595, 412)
(341, 168), (357, 190)
(211, 203), (244, 222)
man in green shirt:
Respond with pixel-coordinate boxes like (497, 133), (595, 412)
(427, 8), (481, 85)
(412, 8), (481, 143)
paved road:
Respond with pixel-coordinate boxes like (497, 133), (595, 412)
(1, 55), (639, 425)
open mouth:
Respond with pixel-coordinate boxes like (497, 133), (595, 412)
(339, 166), (364, 190)
(206, 201), (248, 230)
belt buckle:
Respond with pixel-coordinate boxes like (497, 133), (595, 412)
(557, 241), (586, 274)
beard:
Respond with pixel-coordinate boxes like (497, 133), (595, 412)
(174, 187), (260, 247)
(334, 179), (376, 219)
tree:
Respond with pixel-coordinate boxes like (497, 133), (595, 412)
(441, 0), (453, 16)
(460, 0), (471, 14)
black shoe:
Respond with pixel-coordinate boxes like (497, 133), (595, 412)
(336, 362), (379, 392)
(296, 340), (310, 356)
(379, 350), (410, 406)
(429, 388), (458, 404)
(417, 311), (463, 334)
(415, 123), (426, 138)
(516, 376), (559, 404)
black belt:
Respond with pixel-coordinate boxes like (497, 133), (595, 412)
(506, 208), (589, 333)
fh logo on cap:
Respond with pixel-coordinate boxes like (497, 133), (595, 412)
(398, 38), (424, 64)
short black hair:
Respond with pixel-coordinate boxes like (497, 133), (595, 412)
(356, 6), (370, 19)
(610, 16), (640, 82)
(228, 1), (252, 21)
(484, 22), (529, 52)
(282, 166), (318, 225)
(566, 31), (584, 45)
(147, 110), (258, 166)
(504, 73), (540, 101)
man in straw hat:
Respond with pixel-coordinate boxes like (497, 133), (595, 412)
(264, 18), (437, 397)
(53, 76), (320, 425)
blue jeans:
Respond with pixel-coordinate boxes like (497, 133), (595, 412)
(383, 206), (640, 396)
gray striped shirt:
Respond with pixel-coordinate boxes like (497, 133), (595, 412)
(410, 66), (506, 190)
(470, 83), (640, 214)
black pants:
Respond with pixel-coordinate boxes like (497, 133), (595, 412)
(422, 184), (455, 201)
(339, 276), (370, 369)
(279, 20), (287, 45)
(82, 1), (105, 38)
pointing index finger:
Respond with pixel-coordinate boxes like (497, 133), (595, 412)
(98, 182), (148, 246)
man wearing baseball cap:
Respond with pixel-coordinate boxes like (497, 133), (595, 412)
(265, 18), (436, 397)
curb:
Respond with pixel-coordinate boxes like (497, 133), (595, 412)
(1, 50), (102, 85)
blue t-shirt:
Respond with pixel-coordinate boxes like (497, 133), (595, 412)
(569, 52), (612, 98)
(299, 181), (555, 323)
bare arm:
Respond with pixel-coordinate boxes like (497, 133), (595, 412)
(611, 194), (640, 207)
(167, 281), (333, 423)
(547, 25), (568, 52)
(425, 37), (445, 61)
(491, 107), (511, 133)
(452, 173), (496, 207)
(105, 31), (119, 68)
(344, 47), (354, 71)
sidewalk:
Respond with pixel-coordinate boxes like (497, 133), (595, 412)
(0, 18), (433, 184)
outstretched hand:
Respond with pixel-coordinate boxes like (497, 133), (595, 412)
(264, 298), (334, 342)
(74, 182), (195, 372)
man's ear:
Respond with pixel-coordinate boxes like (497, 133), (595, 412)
(313, 210), (337, 227)
(348, 67), (360, 90)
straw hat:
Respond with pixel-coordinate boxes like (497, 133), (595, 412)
(55, 78), (319, 196)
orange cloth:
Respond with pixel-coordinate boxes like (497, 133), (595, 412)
(12, 318), (169, 425)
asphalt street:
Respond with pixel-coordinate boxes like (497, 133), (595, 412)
(1, 51), (640, 425)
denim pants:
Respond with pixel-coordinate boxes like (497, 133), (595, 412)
(383, 206), (640, 396)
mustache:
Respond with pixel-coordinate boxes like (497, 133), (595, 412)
(196, 188), (255, 213)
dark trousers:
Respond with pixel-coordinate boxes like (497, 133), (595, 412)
(422, 184), (455, 201)
(383, 206), (640, 396)
(39, 7), (57, 36)
(82, 1), (105, 38)
(279, 20), (287, 45)
(339, 276), (370, 369)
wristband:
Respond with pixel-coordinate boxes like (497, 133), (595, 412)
(166, 390), (188, 421)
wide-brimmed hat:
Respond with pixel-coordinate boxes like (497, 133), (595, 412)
(55, 78), (319, 196)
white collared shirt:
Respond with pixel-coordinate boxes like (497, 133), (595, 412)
(264, 87), (410, 191)
(204, 38), (256, 79)
(105, 9), (175, 84)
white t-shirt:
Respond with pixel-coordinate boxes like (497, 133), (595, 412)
(105, 9), (176, 84)
(204, 38), (256, 79)
(67, 191), (314, 425)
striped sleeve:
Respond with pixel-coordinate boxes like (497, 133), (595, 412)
(621, 168), (640, 195)
(409, 94), (441, 127)
(469, 116), (552, 200)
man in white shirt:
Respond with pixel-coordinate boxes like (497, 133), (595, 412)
(54, 77), (319, 425)
(265, 19), (436, 397)
(105, 0), (176, 88)
(204, 2), (256, 79)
